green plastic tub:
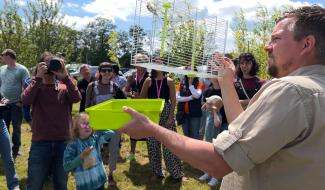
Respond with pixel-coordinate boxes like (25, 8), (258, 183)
(85, 99), (165, 130)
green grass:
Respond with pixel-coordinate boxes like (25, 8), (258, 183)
(0, 103), (219, 190)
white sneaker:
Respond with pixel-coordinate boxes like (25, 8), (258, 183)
(198, 173), (210, 182)
(207, 177), (219, 186)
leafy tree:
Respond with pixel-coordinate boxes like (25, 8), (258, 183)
(78, 17), (116, 65)
(117, 31), (132, 68)
(107, 31), (119, 64)
(232, 5), (286, 79)
(0, 0), (26, 63)
(129, 25), (147, 55)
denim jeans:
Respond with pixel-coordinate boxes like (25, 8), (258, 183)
(3, 103), (23, 155)
(199, 110), (208, 140)
(22, 105), (32, 122)
(27, 141), (68, 190)
(182, 117), (201, 139)
(0, 119), (19, 190)
(205, 112), (228, 142)
(204, 112), (220, 142)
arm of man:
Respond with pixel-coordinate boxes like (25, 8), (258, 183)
(119, 107), (233, 178)
(21, 77), (42, 105)
(61, 76), (82, 103)
(214, 56), (244, 123)
(21, 66), (30, 89)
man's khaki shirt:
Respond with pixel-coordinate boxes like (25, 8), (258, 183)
(213, 64), (325, 190)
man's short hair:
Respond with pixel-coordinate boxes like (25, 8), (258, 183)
(277, 5), (325, 62)
(79, 64), (90, 72)
(1, 49), (16, 60)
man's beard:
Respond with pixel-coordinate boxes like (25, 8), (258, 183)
(267, 64), (278, 78)
(267, 56), (292, 78)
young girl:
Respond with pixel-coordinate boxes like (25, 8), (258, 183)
(85, 62), (126, 186)
(199, 94), (223, 186)
(63, 113), (114, 190)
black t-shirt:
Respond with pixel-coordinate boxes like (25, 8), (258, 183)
(78, 77), (96, 112)
(147, 78), (170, 101)
(203, 86), (227, 124)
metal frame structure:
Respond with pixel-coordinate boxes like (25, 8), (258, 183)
(131, 0), (228, 78)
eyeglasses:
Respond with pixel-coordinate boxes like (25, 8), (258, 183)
(80, 122), (90, 129)
(100, 68), (113, 73)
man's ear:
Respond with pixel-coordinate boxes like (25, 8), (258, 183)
(301, 35), (316, 54)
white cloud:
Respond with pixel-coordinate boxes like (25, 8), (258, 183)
(66, 2), (80, 8)
(16, 0), (26, 6)
(195, 0), (312, 20)
(82, 0), (136, 22)
(62, 15), (96, 30)
(62, 0), (322, 52)
(193, 0), (316, 51)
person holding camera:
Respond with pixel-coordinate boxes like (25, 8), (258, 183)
(0, 49), (30, 159)
(21, 54), (81, 190)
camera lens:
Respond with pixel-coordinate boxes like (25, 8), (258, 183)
(47, 57), (62, 73)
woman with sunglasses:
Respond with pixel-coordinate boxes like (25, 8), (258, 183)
(235, 53), (266, 109)
(140, 57), (185, 182)
(85, 62), (126, 186)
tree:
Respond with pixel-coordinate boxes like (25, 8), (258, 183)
(129, 25), (147, 55)
(117, 31), (132, 68)
(0, 0), (26, 62)
(232, 8), (249, 54)
(78, 17), (116, 65)
(107, 31), (119, 64)
(0, 0), (79, 68)
(232, 5), (286, 79)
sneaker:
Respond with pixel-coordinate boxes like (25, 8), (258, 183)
(126, 153), (136, 162)
(207, 177), (219, 186)
(198, 173), (210, 182)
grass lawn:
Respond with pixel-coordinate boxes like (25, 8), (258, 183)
(0, 103), (220, 190)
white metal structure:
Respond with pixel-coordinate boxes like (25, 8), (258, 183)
(131, 0), (228, 78)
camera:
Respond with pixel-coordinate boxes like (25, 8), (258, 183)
(47, 57), (62, 74)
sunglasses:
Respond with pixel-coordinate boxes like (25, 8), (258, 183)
(80, 122), (90, 129)
(100, 68), (113, 73)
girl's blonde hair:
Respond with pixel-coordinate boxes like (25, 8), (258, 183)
(71, 112), (91, 139)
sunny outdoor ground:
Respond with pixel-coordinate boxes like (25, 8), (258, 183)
(0, 103), (220, 190)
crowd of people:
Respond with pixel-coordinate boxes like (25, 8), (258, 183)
(0, 5), (324, 190)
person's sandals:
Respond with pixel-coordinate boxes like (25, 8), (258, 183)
(108, 175), (116, 186)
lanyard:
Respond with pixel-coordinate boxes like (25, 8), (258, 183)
(155, 79), (164, 98)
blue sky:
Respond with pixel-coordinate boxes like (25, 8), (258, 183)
(4, 0), (325, 51)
